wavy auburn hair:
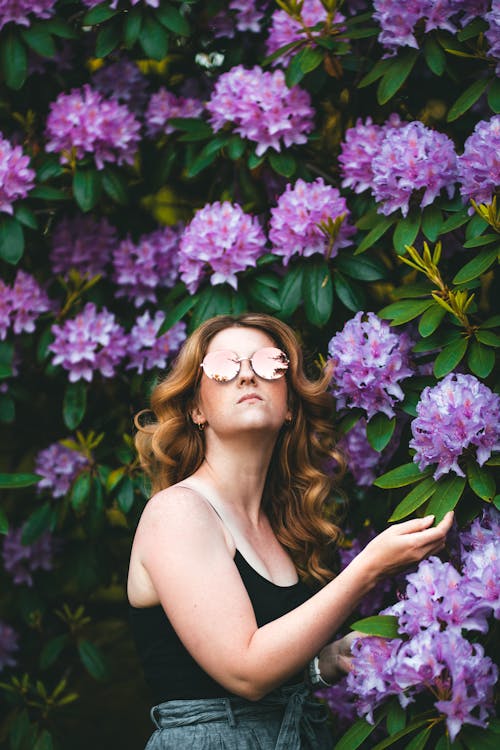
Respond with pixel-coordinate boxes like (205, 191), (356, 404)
(135, 313), (345, 585)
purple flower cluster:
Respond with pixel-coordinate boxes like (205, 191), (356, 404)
(328, 510), (499, 741)
(339, 417), (399, 487)
(2, 526), (55, 586)
(145, 88), (204, 137)
(210, 0), (265, 38)
(112, 226), (180, 306)
(410, 373), (500, 480)
(35, 442), (89, 498)
(266, 0), (345, 65)
(0, 133), (35, 214)
(0, 0), (56, 30)
(179, 201), (267, 292)
(268, 178), (355, 264)
(45, 85), (141, 170)
(0, 271), (52, 340)
(49, 303), (128, 382)
(50, 214), (117, 279)
(328, 312), (413, 419)
(486, 2), (500, 74)
(93, 59), (149, 114)
(371, 121), (457, 217)
(339, 115), (401, 194)
(206, 66), (314, 157)
(82, 0), (159, 7)
(127, 313), (186, 374)
(457, 115), (500, 207)
(0, 621), (19, 672)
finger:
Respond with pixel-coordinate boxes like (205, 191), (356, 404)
(391, 515), (435, 534)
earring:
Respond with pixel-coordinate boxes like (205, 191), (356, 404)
(285, 415), (293, 425)
(197, 421), (206, 431)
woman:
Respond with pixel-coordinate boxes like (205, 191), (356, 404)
(128, 313), (453, 749)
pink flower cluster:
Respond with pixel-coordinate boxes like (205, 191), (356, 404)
(93, 59), (149, 114)
(35, 442), (89, 498)
(112, 226), (180, 307)
(269, 178), (355, 265)
(2, 526), (55, 586)
(50, 213), (117, 279)
(0, 0), (56, 30)
(45, 85), (141, 170)
(266, 0), (344, 65)
(0, 133), (35, 214)
(207, 66), (314, 157)
(127, 313), (186, 374)
(339, 115), (401, 194)
(410, 372), (500, 480)
(49, 303), (128, 382)
(179, 201), (267, 292)
(328, 312), (413, 420)
(457, 115), (500, 207)
(145, 89), (204, 137)
(0, 271), (52, 340)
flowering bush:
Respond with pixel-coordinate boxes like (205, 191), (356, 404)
(0, 134), (35, 214)
(145, 88), (204, 137)
(50, 214), (117, 279)
(457, 115), (500, 206)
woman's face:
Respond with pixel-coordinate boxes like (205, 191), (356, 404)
(191, 326), (292, 439)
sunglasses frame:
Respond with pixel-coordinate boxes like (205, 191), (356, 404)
(200, 347), (289, 383)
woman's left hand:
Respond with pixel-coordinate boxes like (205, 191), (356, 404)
(317, 631), (362, 684)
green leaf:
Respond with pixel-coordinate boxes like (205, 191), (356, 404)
(71, 472), (91, 511)
(355, 215), (396, 254)
(20, 24), (56, 58)
(247, 276), (281, 313)
(481, 314), (500, 328)
(268, 151), (296, 178)
(158, 294), (199, 334)
(461, 726), (500, 750)
(0, 29), (28, 89)
(447, 78), (489, 121)
(418, 304), (446, 337)
(412, 328), (461, 352)
(14, 204), (38, 230)
(392, 282), (433, 299)
(33, 729), (55, 750)
(433, 337), (468, 378)
(22, 503), (54, 545)
(466, 461), (496, 501)
(101, 168), (128, 204)
(467, 339), (495, 378)
(30, 185), (67, 201)
(366, 414), (396, 452)
(358, 58), (392, 88)
(40, 634), (69, 670)
(0, 507), (8, 534)
(375, 463), (432, 489)
(279, 264), (304, 318)
(170, 117), (213, 139)
(333, 271), (366, 312)
(371, 718), (432, 750)
(379, 299), (434, 325)
(155, 4), (190, 36)
(78, 640), (108, 681)
(302, 258), (333, 327)
(423, 36), (446, 75)
(476, 330), (500, 346)
(139, 15), (168, 60)
(0, 216), (24, 264)
(95, 16), (121, 58)
(452, 246), (498, 284)
(386, 700), (407, 736)
(388, 477), (438, 522)
(227, 136), (245, 160)
(463, 234), (498, 248)
(350, 615), (400, 639)
(123, 6), (143, 47)
(488, 77), (500, 113)
(393, 212), (421, 255)
(0, 473), (41, 488)
(426, 474), (466, 522)
(73, 169), (101, 212)
(286, 51), (307, 87)
(83, 2), (118, 25)
(404, 727), (432, 750)
(333, 716), (381, 750)
(298, 46), (323, 73)
(190, 286), (234, 330)
(439, 207), (469, 234)
(186, 144), (218, 177)
(377, 49), (419, 104)
(421, 205), (443, 241)
(117, 476), (135, 513)
(63, 381), (87, 430)
(336, 254), (387, 281)
(458, 17), (488, 41)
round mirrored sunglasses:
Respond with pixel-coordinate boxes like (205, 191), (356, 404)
(200, 347), (289, 383)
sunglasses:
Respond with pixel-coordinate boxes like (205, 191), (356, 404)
(200, 347), (289, 383)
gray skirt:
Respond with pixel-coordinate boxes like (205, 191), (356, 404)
(145, 682), (333, 749)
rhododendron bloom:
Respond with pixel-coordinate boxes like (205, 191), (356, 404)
(457, 115), (500, 207)
(0, 133), (35, 214)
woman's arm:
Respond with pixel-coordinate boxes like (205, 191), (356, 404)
(137, 487), (453, 701)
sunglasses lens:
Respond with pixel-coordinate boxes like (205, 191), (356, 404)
(202, 350), (240, 382)
(251, 347), (289, 380)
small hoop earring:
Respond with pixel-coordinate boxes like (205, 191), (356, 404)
(197, 421), (206, 431)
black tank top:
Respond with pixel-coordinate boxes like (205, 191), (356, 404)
(129, 550), (314, 703)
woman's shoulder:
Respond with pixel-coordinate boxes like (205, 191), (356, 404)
(140, 483), (220, 524)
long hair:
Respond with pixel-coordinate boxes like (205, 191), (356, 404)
(134, 313), (345, 585)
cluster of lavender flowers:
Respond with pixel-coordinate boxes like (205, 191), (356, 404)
(178, 201), (267, 292)
(145, 89), (204, 138)
(410, 372), (500, 480)
(0, 133), (35, 214)
(457, 115), (500, 207)
(339, 417), (400, 487)
(127, 313), (186, 374)
(372, 0), (489, 54)
(268, 178), (355, 264)
(2, 526), (55, 586)
(93, 59), (149, 114)
(210, 0), (265, 38)
(0, 0), (56, 30)
(333, 509), (500, 741)
(35, 442), (89, 498)
(50, 214), (117, 279)
(0, 620), (19, 672)
(45, 85), (141, 170)
(0, 271), (52, 340)
(266, 0), (345, 65)
(328, 312), (413, 419)
(112, 226), (180, 306)
(206, 66), (314, 157)
(486, 3), (500, 73)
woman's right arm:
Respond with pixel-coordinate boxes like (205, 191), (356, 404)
(136, 488), (453, 701)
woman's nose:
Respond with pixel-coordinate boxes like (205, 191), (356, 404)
(237, 358), (256, 383)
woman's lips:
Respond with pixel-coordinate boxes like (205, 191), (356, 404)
(237, 393), (262, 403)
